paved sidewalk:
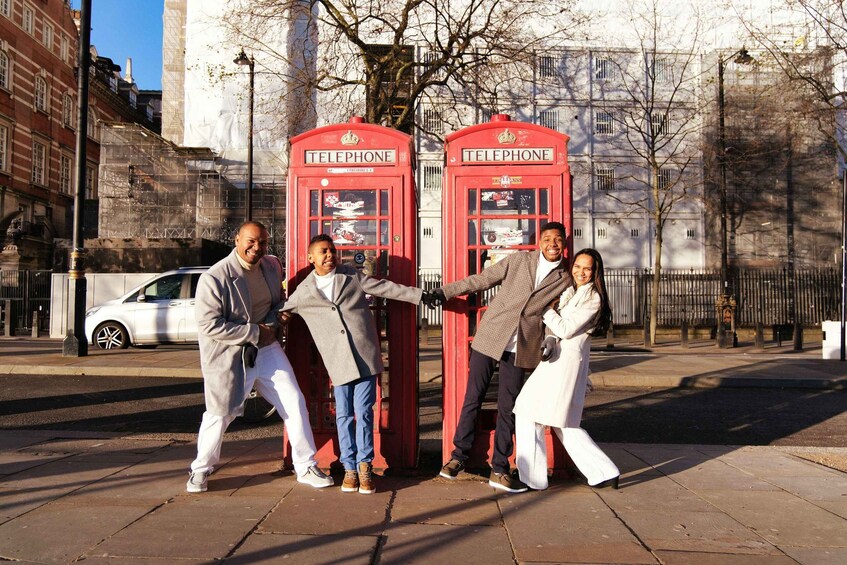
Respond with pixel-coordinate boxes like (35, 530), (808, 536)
(2, 336), (845, 389)
(0, 430), (845, 564)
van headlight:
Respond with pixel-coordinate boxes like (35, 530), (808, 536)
(85, 307), (101, 318)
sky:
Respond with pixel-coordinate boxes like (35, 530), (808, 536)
(72, 0), (165, 91)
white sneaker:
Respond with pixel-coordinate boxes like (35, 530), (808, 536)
(186, 471), (208, 493)
(297, 465), (334, 488)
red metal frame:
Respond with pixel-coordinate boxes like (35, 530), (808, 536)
(285, 117), (419, 470)
(441, 114), (573, 470)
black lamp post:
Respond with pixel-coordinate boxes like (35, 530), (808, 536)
(62, 0), (92, 357)
(234, 49), (255, 222)
(716, 48), (754, 348)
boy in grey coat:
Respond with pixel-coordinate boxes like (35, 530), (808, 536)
(280, 234), (425, 494)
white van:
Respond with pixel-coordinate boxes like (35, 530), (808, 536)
(84, 267), (208, 349)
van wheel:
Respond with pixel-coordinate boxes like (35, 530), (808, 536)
(93, 322), (129, 349)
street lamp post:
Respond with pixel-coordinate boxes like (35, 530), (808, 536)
(62, 0), (92, 357)
(234, 49), (255, 222)
(716, 48), (754, 348)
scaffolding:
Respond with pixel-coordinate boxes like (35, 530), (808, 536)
(98, 122), (287, 257)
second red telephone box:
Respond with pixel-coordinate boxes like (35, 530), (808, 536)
(285, 117), (419, 470)
(441, 114), (573, 470)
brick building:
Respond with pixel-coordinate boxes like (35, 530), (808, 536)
(0, 0), (159, 270)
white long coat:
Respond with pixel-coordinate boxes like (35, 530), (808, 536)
(513, 283), (601, 428)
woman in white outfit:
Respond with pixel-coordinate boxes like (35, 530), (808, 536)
(513, 248), (619, 490)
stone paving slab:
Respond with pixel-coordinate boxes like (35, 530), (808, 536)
(781, 546), (847, 565)
(500, 486), (657, 564)
(392, 491), (502, 526)
(379, 522), (515, 564)
(598, 475), (720, 514)
(259, 483), (391, 536)
(696, 489), (847, 548)
(652, 550), (798, 564)
(0, 499), (152, 563)
(227, 532), (377, 564)
(0, 451), (66, 477)
(616, 508), (779, 555)
(92, 495), (277, 560)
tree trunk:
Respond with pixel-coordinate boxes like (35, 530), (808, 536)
(650, 186), (663, 346)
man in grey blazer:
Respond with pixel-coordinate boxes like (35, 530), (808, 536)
(186, 221), (332, 493)
(433, 221), (571, 492)
(280, 234), (424, 494)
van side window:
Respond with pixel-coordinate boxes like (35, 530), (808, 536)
(145, 275), (183, 301)
(190, 274), (202, 298)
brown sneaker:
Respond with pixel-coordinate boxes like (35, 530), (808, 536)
(341, 470), (359, 493)
(489, 471), (528, 493)
(358, 462), (375, 494)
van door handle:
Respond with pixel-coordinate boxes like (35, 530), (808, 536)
(169, 301), (180, 307)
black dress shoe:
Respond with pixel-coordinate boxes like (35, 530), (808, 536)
(592, 476), (619, 490)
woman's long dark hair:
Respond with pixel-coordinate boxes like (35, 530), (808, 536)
(573, 248), (612, 337)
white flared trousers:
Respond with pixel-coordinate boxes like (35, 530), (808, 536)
(190, 343), (317, 476)
(515, 414), (619, 490)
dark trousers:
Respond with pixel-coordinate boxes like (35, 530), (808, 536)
(450, 349), (525, 475)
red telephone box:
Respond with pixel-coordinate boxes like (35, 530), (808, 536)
(441, 114), (572, 470)
(285, 117), (419, 470)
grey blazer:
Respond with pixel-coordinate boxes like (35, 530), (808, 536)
(442, 250), (571, 369)
(282, 264), (423, 386)
(195, 250), (285, 416)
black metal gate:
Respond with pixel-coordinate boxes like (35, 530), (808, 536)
(0, 270), (51, 334)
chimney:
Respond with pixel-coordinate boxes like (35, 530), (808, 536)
(125, 57), (133, 83)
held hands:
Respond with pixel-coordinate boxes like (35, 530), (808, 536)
(258, 323), (277, 347)
(540, 335), (558, 362)
(421, 287), (447, 309)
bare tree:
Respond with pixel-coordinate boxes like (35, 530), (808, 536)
(596, 0), (706, 344)
(220, 0), (585, 134)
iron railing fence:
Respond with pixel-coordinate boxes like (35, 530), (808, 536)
(418, 267), (841, 328)
(0, 270), (52, 333)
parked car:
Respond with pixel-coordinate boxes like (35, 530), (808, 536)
(85, 267), (208, 349)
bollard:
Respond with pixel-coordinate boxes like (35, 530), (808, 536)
(755, 322), (764, 349)
(606, 323), (615, 349)
(680, 320), (689, 348)
(643, 321), (650, 346)
(31, 311), (39, 338)
(793, 321), (803, 350)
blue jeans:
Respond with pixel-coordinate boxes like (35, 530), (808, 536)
(334, 375), (377, 470)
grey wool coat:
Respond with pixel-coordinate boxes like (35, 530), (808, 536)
(195, 250), (285, 416)
(281, 264), (423, 386)
(441, 250), (571, 369)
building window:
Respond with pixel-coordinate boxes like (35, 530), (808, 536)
(652, 57), (671, 82)
(34, 76), (47, 112)
(129, 89), (137, 109)
(596, 167), (616, 191)
(481, 107), (493, 123)
(422, 51), (444, 78)
(630, 228), (639, 238)
(86, 165), (96, 198)
(109, 75), (118, 92)
(31, 141), (46, 186)
(651, 113), (668, 136)
(87, 108), (98, 139)
(573, 227), (583, 239)
(43, 22), (53, 50)
(595, 111), (614, 135)
(423, 227), (434, 238)
(0, 123), (7, 172)
(60, 154), (72, 194)
(658, 167), (673, 190)
(597, 227), (607, 239)
(686, 228), (696, 239)
(62, 94), (74, 128)
(0, 51), (9, 90)
(594, 56), (612, 80)
(538, 55), (557, 79)
(61, 36), (69, 62)
(423, 108), (443, 134)
(538, 109), (559, 131)
(422, 163), (441, 191)
(23, 4), (34, 35)
(0, 0), (10, 18)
